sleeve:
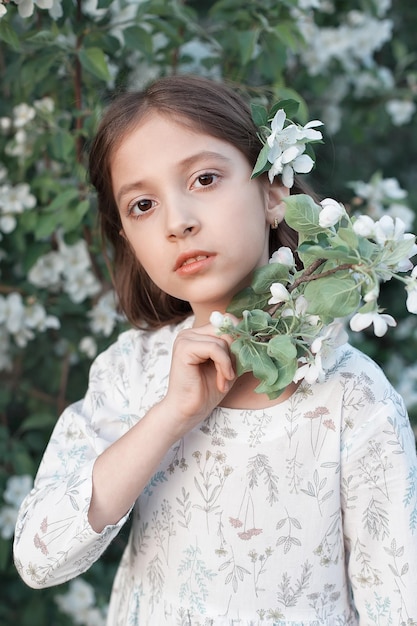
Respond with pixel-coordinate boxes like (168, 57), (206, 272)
(341, 365), (417, 625)
(13, 334), (138, 589)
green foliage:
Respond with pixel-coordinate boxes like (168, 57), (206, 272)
(0, 0), (416, 624)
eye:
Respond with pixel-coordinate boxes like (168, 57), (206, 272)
(193, 172), (219, 188)
(127, 198), (156, 217)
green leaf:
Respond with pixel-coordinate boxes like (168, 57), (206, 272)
(251, 143), (270, 178)
(49, 130), (76, 161)
(239, 309), (272, 333)
(284, 194), (322, 236)
(382, 237), (416, 267)
(0, 19), (20, 50)
(297, 243), (358, 263)
(270, 98), (299, 120)
(123, 25), (153, 56)
(97, 0), (113, 7)
(237, 29), (259, 65)
(231, 338), (279, 386)
(252, 262), (290, 294)
(78, 47), (111, 81)
(334, 226), (359, 249)
(44, 188), (80, 213)
(267, 334), (297, 362)
(19, 413), (56, 433)
(227, 287), (270, 317)
(304, 273), (360, 318)
(251, 103), (268, 128)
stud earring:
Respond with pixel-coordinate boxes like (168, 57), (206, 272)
(272, 217), (279, 229)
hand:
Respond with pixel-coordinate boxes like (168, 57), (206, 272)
(160, 322), (236, 437)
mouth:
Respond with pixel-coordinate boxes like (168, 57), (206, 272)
(174, 251), (215, 274)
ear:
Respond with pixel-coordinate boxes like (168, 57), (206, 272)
(264, 181), (290, 227)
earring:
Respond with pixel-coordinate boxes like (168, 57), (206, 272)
(272, 217), (279, 229)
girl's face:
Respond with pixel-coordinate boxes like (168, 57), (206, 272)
(111, 112), (286, 325)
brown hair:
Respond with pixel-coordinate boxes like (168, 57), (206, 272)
(89, 74), (305, 329)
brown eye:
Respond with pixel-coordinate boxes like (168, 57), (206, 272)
(129, 198), (155, 216)
(198, 174), (215, 186)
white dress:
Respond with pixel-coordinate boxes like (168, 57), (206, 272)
(14, 317), (417, 626)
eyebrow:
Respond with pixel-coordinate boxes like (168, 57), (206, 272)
(115, 150), (233, 205)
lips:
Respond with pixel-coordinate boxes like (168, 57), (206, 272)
(175, 251), (212, 270)
(174, 250), (214, 272)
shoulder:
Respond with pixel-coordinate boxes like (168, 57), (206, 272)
(92, 316), (194, 372)
(326, 342), (395, 392)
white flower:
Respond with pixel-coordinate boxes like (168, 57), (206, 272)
(0, 3), (7, 18)
(12, 103), (36, 128)
(319, 198), (346, 227)
(293, 358), (324, 385)
(55, 578), (95, 615)
(89, 291), (119, 336)
(265, 110), (322, 187)
(28, 251), (65, 289)
(406, 288), (417, 315)
(0, 117), (11, 132)
(3, 474), (33, 507)
(268, 282), (290, 306)
(210, 311), (226, 329)
(0, 506), (18, 539)
(386, 99), (416, 126)
(79, 336), (98, 359)
(269, 246), (295, 268)
(353, 214), (375, 238)
(14, 0), (54, 19)
(350, 311), (397, 337)
(34, 96), (55, 114)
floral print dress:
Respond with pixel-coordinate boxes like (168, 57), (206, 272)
(14, 318), (417, 625)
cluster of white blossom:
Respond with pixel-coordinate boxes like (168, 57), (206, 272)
(0, 291), (59, 355)
(55, 578), (107, 626)
(0, 97), (55, 162)
(0, 0), (62, 19)
(0, 179), (36, 237)
(28, 236), (101, 304)
(290, 7), (415, 133)
(88, 291), (122, 337)
(0, 475), (32, 539)
(349, 174), (415, 230)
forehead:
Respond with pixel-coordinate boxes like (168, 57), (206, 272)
(110, 112), (243, 174)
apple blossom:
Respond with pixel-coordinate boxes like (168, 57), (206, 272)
(268, 282), (291, 306)
(352, 214), (375, 238)
(269, 246), (295, 268)
(349, 311), (397, 337)
(319, 198), (346, 228)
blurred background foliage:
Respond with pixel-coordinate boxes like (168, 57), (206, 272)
(0, 0), (416, 623)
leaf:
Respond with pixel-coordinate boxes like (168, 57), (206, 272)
(19, 414), (56, 432)
(251, 103), (268, 128)
(227, 287), (269, 317)
(123, 25), (153, 56)
(252, 263), (290, 294)
(297, 243), (357, 263)
(78, 47), (111, 81)
(237, 29), (259, 65)
(231, 338), (279, 386)
(284, 194), (322, 236)
(49, 130), (76, 162)
(270, 98), (299, 119)
(251, 143), (270, 178)
(0, 20), (21, 50)
(304, 273), (361, 318)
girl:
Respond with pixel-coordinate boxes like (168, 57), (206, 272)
(14, 75), (417, 625)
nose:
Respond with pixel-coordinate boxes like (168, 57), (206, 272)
(164, 194), (200, 239)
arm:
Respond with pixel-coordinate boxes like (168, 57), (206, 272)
(341, 375), (417, 624)
(14, 323), (235, 587)
(88, 323), (235, 532)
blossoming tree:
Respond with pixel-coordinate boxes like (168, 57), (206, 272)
(0, 0), (416, 624)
